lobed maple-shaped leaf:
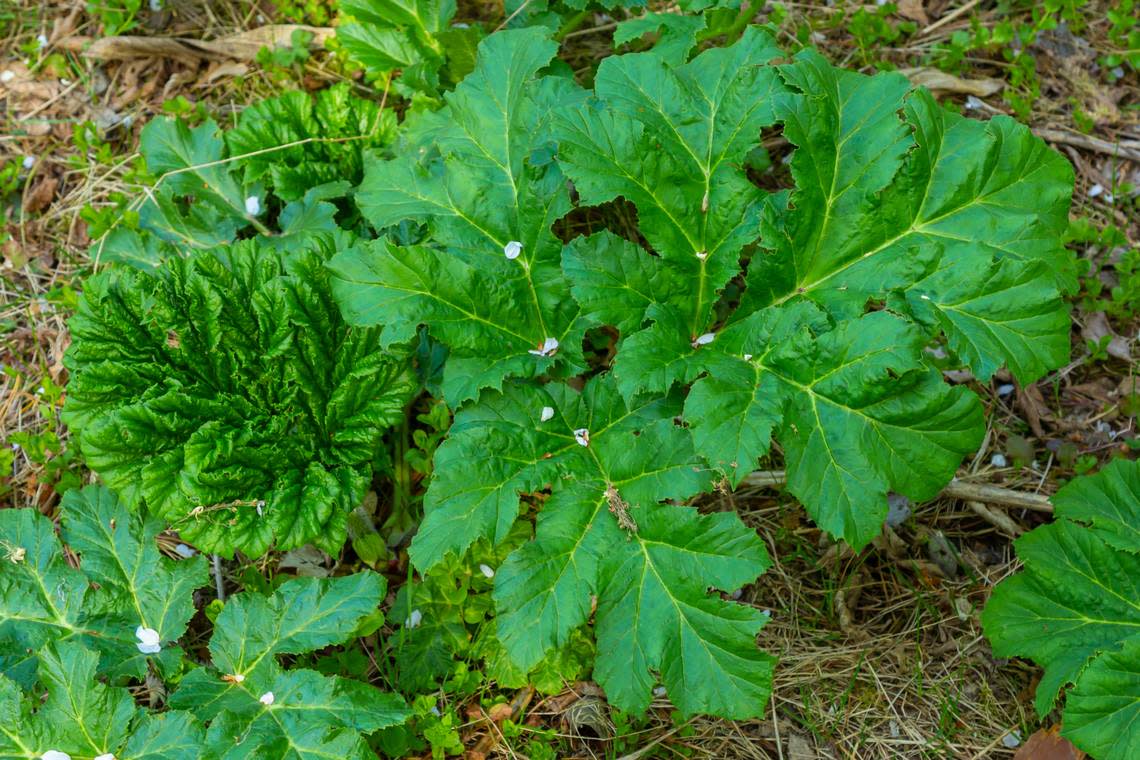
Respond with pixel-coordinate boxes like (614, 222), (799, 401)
(64, 234), (415, 557)
(554, 25), (786, 389)
(0, 641), (206, 760)
(0, 486), (206, 686)
(688, 306), (984, 548)
(330, 28), (589, 406)
(982, 459), (1140, 760)
(410, 374), (774, 717)
(551, 41), (1072, 548)
(169, 573), (408, 759)
(136, 117), (256, 249)
(0, 572), (407, 760)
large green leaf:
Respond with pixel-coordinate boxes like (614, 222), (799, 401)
(554, 26), (785, 376)
(64, 235), (415, 557)
(982, 459), (1140, 760)
(332, 28), (589, 405)
(741, 51), (1073, 378)
(410, 374), (773, 717)
(0, 487), (206, 685)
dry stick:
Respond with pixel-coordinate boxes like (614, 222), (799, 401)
(212, 554), (226, 601)
(741, 471), (1054, 513)
(919, 0), (983, 37)
(1034, 127), (1140, 163)
(771, 696), (784, 760)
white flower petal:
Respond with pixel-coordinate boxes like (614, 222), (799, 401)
(22, 156), (34, 169)
(406, 609), (423, 629)
(136, 625), (161, 652)
(540, 406), (554, 422)
(41, 751), (71, 760)
(573, 428), (590, 447)
(503, 240), (523, 260)
(136, 625), (160, 645)
(743, 353), (753, 361)
(95, 754), (115, 760)
(0, 71), (14, 83)
(244, 195), (261, 216)
(259, 691), (275, 705)
(528, 337), (559, 357)
(693, 332), (715, 346)
(479, 563), (495, 579)
(36, 34), (48, 48)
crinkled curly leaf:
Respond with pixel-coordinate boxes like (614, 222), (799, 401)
(64, 235), (415, 557)
(982, 459), (1140, 760)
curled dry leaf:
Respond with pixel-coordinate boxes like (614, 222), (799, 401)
(901, 67), (1004, 97)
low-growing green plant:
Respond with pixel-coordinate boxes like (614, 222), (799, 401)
(329, 23), (1073, 719)
(335, 0), (483, 102)
(49, 5), (1081, 738)
(982, 459), (1140, 760)
(91, 83), (394, 269)
(0, 486), (410, 758)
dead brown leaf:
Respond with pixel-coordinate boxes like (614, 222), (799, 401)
(1013, 726), (1085, 760)
(487, 702), (513, 722)
(897, 0), (930, 24)
(23, 176), (59, 214)
(202, 61), (250, 84)
(902, 67), (1004, 97)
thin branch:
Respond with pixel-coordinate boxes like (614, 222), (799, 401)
(741, 471), (1054, 513)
